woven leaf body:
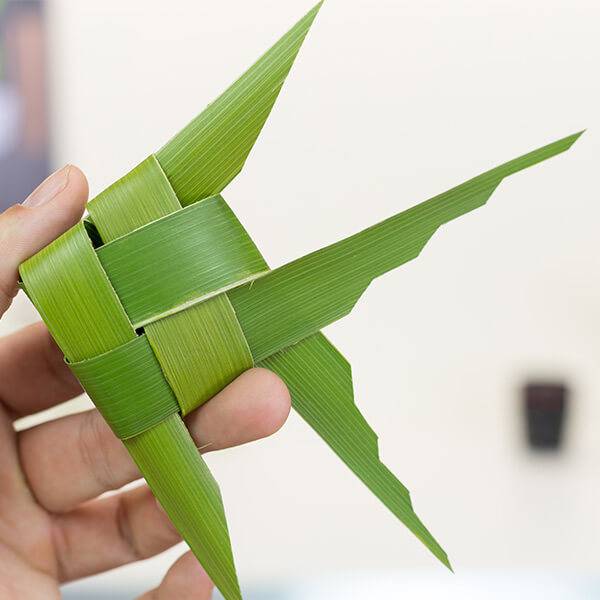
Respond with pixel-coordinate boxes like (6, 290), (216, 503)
(18, 3), (581, 598)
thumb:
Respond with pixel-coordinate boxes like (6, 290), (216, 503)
(0, 165), (88, 317)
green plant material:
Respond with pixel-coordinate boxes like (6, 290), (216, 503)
(156, 2), (323, 205)
(88, 155), (181, 242)
(70, 335), (180, 439)
(260, 332), (449, 567)
(17, 1), (584, 598)
(146, 294), (254, 415)
(229, 131), (582, 361)
(126, 415), (241, 600)
(19, 222), (134, 362)
(97, 195), (268, 327)
(19, 213), (242, 598)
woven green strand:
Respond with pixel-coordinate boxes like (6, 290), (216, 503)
(228, 132), (582, 362)
(19, 180), (244, 595)
(19, 222), (134, 362)
(88, 155), (182, 242)
(146, 294), (253, 416)
(260, 332), (450, 568)
(15, 0), (580, 589)
(70, 335), (180, 439)
(96, 195), (268, 327)
(125, 415), (241, 600)
(156, 2), (323, 206)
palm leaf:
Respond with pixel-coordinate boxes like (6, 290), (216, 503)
(17, 0), (582, 596)
(156, 2), (323, 205)
(261, 332), (450, 568)
(229, 132), (582, 361)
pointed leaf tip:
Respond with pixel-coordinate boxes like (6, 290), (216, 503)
(157, 2), (324, 206)
(571, 129), (585, 143)
(561, 129), (585, 148)
(229, 132), (579, 362)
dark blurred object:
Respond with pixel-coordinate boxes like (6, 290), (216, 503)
(0, 0), (49, 208)
(523, 382), (568, 451)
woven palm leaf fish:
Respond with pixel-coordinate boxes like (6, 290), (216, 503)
(19, 3), (581, 599)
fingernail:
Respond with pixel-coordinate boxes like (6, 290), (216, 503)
(22, 165), (71, 208)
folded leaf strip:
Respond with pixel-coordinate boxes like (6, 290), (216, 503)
(146, 294), (254, 415)
(69, 335), (180, 439)
(96, 195), (268, 327)
(19, 222), (135, 362)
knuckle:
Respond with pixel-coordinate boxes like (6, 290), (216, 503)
(115, 495), (144, 562)
(0, 204), (29, 310)
(0, 279), (16, 312)
(0, 202), (28, 223)
(41, 329), (81, 396)
(0, 204), (28, 247)
(50, 517), (70, 582)
(77, 410), (118, 492)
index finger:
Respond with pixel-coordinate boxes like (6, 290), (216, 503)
(0, 165), (87, 317)
(0, 322), (82, 418)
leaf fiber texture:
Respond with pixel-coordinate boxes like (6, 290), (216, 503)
(17, 1), (581, 597)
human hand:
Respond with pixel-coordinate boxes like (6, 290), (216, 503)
(0, 166), (291, 599)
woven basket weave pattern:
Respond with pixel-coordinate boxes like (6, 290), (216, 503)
(15, 3), (581, 598)
(22, 155), (258, 436)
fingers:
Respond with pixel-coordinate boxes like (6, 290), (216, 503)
(0, 543), (58, 600)
(53, 485), (182, 582)
(0, 322), (81, 418)
(20, 407), (137, 512)
(19, 368), (290, 513)
(185, 367), (291, 450)
(0, 165), (87, 317)
(138, 552), (213, 600)
(49, 371), (289, 583)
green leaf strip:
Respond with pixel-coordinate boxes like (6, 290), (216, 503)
(19, 184), (244, 597)
(146, 294), (254, 416)
(126, 415), (242, 600)
(229, 132), (582, 361)
(18, 0), (579, 589)
(69, 335), (180, 439)
(19, 218), (244, 597)
(19, 222), (135, 362)
(88, 155), (182, 242)
(261, 332), (450, 569)
(96, 195), (268, 327)
(156, 2), (323, 204)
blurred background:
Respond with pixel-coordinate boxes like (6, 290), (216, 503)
(1, 0), (599, 598)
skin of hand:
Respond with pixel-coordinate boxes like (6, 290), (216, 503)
(0, 165), (291, 599)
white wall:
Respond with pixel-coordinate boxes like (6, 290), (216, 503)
(6, 0), (600, 590)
